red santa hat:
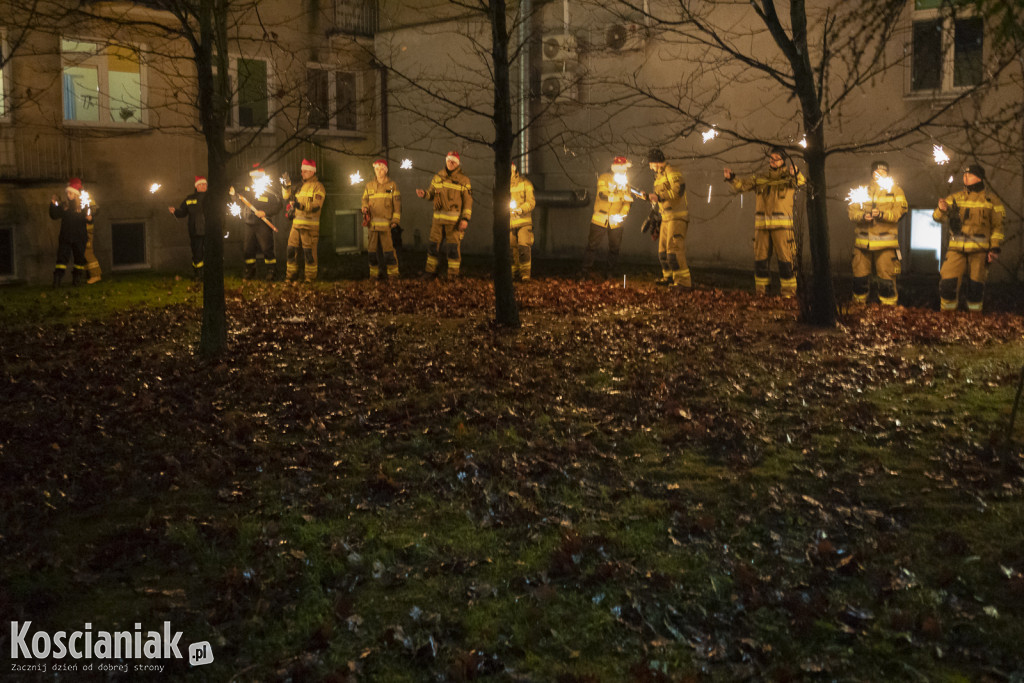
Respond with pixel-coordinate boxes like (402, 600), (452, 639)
(249, 163), (265, 177)
(194, 175), (207, 187)
(373, 158), (388, 168)
(66, 177), (82, 197)
(612, 156), (631, 167)
(301, 159), (316, 172)
(446, 150), (460, 163)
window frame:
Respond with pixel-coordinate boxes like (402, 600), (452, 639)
(225, 54), (276, 133)
(60, 36), (148, 128)
(907, 1), (985, 98)
(305, 63), (360, 135)
(109, 220), (150, 270)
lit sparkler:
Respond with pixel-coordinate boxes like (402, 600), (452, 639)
(79, 190), (92, 211)
(510, 200), (518, 211)
(798, 137), (808, 148)
(846, 186), (870, 205)
(149, 183), (161, 194)
(876, 176), (894, 193)
(613, 173), (629, 188)
(349, 171), (363, 185)
(702, 128), (719, 144)
(609, 214), (624, 227)
(933, 145), (950, 165)
(228, 202), (241, 217)
(400, 159), (413, 170)
(251, 174), (272, 196)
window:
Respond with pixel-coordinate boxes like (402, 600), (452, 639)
(62, 38), (145, 124)
(333, 210), (362, 253)
(110, 221), (148, 268)
(909, 209), (942, 272)
(222, 56), (272, 129)
(910, 1), (984, 93)
(307, 67), (358, 132)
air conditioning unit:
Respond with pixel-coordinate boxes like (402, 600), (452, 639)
(542, 33), (578, 63)
(605, 23), (647, 51)
(540, 71), (578, 103)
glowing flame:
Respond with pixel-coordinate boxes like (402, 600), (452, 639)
(510, 200), (517, 210)
(876, 176), (894, 193)
(400, 159), (413, 170)
(613, 173), (629, 187)
(609, 214), (624, 227)
(948, 175), (954, 183)
(149, 183), (161, 194)
(798, 137), (808, 148)
(846, 186), (870, 205)
(79, 190), (91, 210)
(933, 145), (950, 165)
(252, 174), (271, 196)
(349, 171), (363, 185)
(228, 202), (241, 217)
(702, 128), (719, 143)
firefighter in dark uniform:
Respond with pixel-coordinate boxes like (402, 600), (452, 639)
(724, 148), (805, 298)
(232, 165), (281, 280)
(934, 164), (1005, 313)
(169, 175), (207, 281)
(48, 177), (95, 287)
(416, 150), (472, 279)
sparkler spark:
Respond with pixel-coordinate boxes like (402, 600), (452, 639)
(798, 137), (808, 148)
(79, 190), (91, 210)
(609, 214), (624, 227)
(948, 175), (954, 184)
(228, 202), (241, 217)
(149, 183), (161, 194)
(400, 159), (413, 170)
(509, 200), (517, 210)
(876, 176), (894, 193)
(701, 128), (719, 143)
(613, 173), (629, 188)
(251, 174), (272, 196)
(846, 186), (870, 205)
(933, 145), (950, 165)
(349, 171), (363, 185)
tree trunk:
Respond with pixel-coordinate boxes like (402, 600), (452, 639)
(801, 128), (837, 326)
(489, 0), (520, 328)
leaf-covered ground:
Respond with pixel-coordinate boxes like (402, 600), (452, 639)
(2, 271), (1024, 682)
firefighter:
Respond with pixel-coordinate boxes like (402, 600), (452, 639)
(168, 175), (207, 281)
(848, 161), (907, 306)
(416, 150), (472, 279)
(48, 177), (95, 287)
(934, 164), (1005, 313)
(361, 159), (401, 280)
(582, 156), (634, 280)
(231, 165), (281, 281)
(510, 162), (536, 280)
(724, 148), (805, 297)
(647, 148), (689, 287)
(282, 159), (327, 283)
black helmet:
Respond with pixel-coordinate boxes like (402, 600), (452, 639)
(647, 147), (666, 164)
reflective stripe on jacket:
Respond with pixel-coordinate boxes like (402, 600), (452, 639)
(284, 177), (326, 231)
(848, 181), (907, 250)
(361, 179), (401, 230)
(510, 172), (535, 229)
(653, 163), (687, 222)
(933, 189), (1005, 252)
(427, 166), (472, 225)
(729, 167), (805, 230)
(591, 172), (633, 228)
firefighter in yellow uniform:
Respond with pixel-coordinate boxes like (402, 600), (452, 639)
(934, 164), (1005, 313)
(510, 162), (536, 280)
(582, 156), (634, 279)
(724, 148), (805, 297)
(848, 160), (907, 306)
(647, 148), (689, 287)
(282, 158), (326, 282)
(416, 150), (472, 279)
(84, 217), (101, 284)
(361, 159), (402, 280)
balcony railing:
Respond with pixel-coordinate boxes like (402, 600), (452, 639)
(0, 130), (86, 182)
(331, 0), (377, 38)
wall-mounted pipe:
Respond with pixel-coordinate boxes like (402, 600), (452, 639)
(535, 189), (590, 208)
